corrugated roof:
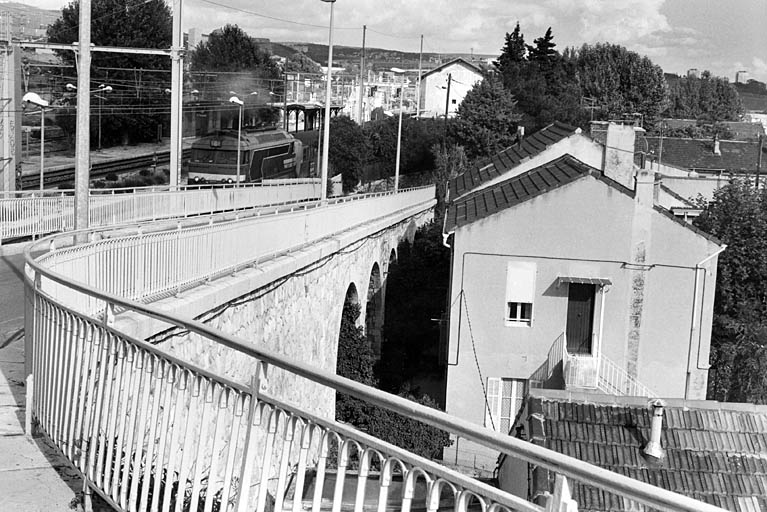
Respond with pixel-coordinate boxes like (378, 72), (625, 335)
(449, 121), (579, 198)
(444, 154), (600, 232)
(638, 137), (766, 173)
(526, 394), (767, 511)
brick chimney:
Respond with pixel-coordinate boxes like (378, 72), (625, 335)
(603, 122), (639, 189)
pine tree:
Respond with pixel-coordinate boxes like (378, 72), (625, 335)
(494, 23), (526, 75)
(527, 27), (557, 61)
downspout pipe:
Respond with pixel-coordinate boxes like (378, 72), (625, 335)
(685, 244), (726, 398)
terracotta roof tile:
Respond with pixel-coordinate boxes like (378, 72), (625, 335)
(526, 395), (767, 511)
(448, 121), (579, 198)
(637, 136), (767, 173)
(444, 155), (599, 231)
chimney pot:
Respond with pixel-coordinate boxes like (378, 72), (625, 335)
(643, 398), (666, 460)
(713, 135), (721, 156)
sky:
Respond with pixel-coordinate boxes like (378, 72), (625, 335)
(12, 0), (767, 82)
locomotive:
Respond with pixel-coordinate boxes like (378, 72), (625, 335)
(187, 128), (318, 184)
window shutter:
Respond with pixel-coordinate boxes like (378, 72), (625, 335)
(506, 262), (537, 304)
(485, 377), (501, 430)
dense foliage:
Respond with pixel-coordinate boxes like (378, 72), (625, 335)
(335, 298), (452, 459)
(494, 26), (669, 131)
(432, 143), (468, 218)
(378, 222), (451, 393)
(47, 0), (172, 146)
(568, 43), (668, 129)
(665, 71), (744, 122)
(694, 180), (767, 403)
(328, 116), (367, 193)
(190, 24), (279, 77)
(453, 76), (522, 159)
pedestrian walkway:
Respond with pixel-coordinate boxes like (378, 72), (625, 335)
(0, 248), (96, 511)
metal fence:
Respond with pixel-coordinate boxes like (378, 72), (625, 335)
(1, 179), (322, 241)
(23, 189), (723, 512)
(33, 187), (435, 317)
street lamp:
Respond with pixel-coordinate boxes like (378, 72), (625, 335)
(320, 0), (336, 202)
(22, 92), (49, 192)
(391, 67), (406, 193)
(229, 95), (244, 186)
(66, 84), (112, 150)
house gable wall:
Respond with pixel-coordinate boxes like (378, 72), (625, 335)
(444, 175), (719, 471)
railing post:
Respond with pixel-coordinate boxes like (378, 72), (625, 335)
(235, 361), (269, 512)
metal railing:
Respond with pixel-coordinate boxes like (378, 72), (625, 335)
(534, 334), (657, 398)
(25, 225), (725, 512)
(33, 187), (434, 318)
(564, 349), (657, 398)
(1, 179), (322, 241)
(595, 354), (658, 398)
(529, 333), (566, 388)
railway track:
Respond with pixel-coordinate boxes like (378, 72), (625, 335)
(21, 149), (191, 190)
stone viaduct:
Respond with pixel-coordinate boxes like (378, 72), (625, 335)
(112, 189), (435, 419)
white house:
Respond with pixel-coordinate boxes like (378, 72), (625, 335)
(419, 58), (483, 118)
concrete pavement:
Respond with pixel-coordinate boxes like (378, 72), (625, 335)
(0, 246), (93, 511)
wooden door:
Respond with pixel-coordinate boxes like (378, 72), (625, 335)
(566, 284), (595, 354)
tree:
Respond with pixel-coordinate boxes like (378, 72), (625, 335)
(47, 0), (172, 146)
(693, 180), (767, 403)
(494, 25), (585, 131)
(335, 294), (452, 459)
(328, 116), (367, 193)
(569, 43), (669, 128)
(362, 117), (442, 184)
(453, 76), (521, 159)
(285, 53), (321, 74)
(494, 23), (526, 80)
(190, 24), (279, 77)
(665, 71), (744, 122)
(527, 27), (557, 62)
(432, 143), (468, 219)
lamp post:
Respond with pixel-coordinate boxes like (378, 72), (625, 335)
(391, 67), (406, 193)
(22, 92), (49, 191)
(320, 0), (336, 202)
(66, 83), (112, 151)
(229, 95), (244, 186)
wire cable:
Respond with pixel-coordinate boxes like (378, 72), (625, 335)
(460, 289), (496, 431)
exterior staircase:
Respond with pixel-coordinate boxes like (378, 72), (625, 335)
(531, 332), (657, 398)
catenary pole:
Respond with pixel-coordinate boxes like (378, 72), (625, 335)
(416, 34), (423, 117)
(169, 0), (183, 189)
(320, 0), (335, 202)
(74, 0), (91, 233)
(357, 25), (366, 124)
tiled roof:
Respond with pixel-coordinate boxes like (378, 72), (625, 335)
(449, 121), (579, 198)
(444, 155), (600, 232)
(525, 392), (767, 511)
(637, 136), (766, 173)
(739, 92), (767, 113)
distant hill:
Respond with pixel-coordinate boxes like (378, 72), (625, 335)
(0, 1), (59, 39)
(280, 41), (494, 74)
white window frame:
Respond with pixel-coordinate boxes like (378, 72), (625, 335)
(484, 377), (527, 433)
(505, 262), (536, 327)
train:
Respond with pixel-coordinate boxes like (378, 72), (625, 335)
(187, 128), (319, 184)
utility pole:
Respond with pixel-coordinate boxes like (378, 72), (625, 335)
(443, 73), (451, 146)
(74, 0), (92, 232)
(283, 72), (288, 130)
(757, 134), (764, 188)
(169, 0), (183, 189)
(416, 34), (423, 118)
(357, 25), (366, 124)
